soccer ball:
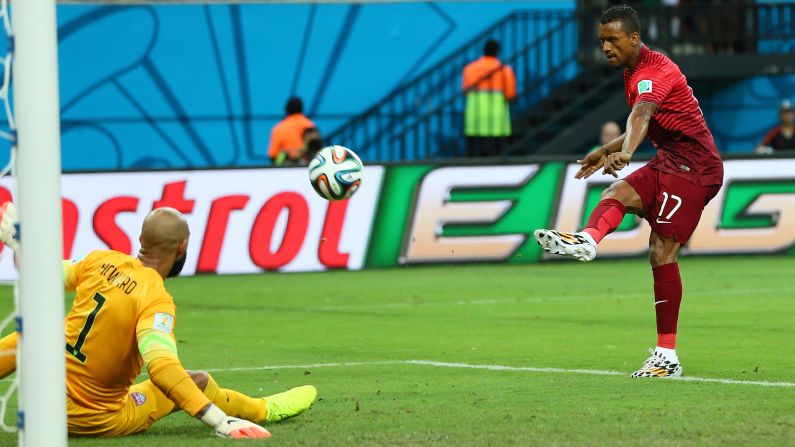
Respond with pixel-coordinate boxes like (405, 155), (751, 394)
(308, 145), (364, 201)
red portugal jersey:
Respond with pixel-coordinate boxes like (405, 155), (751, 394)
(624, 45), (723, 186)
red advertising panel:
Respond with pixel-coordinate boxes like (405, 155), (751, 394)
(0, 167), (384, 279)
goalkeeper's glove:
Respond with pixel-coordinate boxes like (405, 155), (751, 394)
(200, 403), (271, 439)
(0, 202), (18, 251)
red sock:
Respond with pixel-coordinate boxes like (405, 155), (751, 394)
(583, 198), (626, 243)
(653, 263), (682, 349)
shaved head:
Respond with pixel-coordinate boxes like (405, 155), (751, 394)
(140, 207), (189, 253)
(138, 207), (190, 279)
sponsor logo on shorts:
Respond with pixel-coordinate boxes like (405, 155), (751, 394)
(130, 392), (147, 406)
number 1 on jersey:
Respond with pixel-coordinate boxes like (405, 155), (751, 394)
(66, 292), (106, 363)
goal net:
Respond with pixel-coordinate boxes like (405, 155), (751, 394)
(0, 0), (17, 435)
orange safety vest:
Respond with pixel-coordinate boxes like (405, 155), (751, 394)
(268, 113), (316, 160)
(461, 56), (516, 137)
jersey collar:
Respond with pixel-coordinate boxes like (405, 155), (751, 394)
(632, 45), (650, 72)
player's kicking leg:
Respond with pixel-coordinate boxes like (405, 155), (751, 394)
(535, 184), (632, 262)
(534, 198), (623, 262)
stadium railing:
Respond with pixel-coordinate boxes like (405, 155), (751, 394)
(323, 9), (577, 162)
(328, 2), (795, 163)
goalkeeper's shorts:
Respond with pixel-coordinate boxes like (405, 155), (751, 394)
(67, 380), (176, 437)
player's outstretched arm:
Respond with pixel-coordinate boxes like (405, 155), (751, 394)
(603, 102), (656, 177)
(139, 323), (271, 439)
(146, 355), (272, 439)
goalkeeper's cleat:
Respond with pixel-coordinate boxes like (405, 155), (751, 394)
(264, 385), (317, 423)
(534, 229), (596, 262)
(631, 348), (682, 378)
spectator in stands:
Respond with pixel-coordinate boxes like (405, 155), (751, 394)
(755, 99), (795, 154)
(303, 127), (323, 161)
(591, 121), (622, 152)
(462, 39), (517, 157)
(268, 97), (317, 166)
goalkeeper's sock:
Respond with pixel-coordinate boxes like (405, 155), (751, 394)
(0, 332), (18, 379)
(203, 374), (267, 422)
(583, 198), (626, 243)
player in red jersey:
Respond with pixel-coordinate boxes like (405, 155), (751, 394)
(534, 5), (723, 378)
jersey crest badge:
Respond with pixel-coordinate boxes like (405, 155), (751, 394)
(637, 80), (653, 95)
(153, 312), (174, 334)
(130, 391), (147, 406)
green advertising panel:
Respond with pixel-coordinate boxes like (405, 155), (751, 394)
(364, 159), (795, 268)
(721, 181), (795, 228)
(443, 163), (563, 263)
(366, 165), (435, 267)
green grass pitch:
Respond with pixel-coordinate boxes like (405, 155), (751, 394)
(1, 255), (794, 446)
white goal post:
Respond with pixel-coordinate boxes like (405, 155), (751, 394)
(11, 0), (67, 446)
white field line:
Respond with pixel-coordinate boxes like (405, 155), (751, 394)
(205, 359), (795, 388)
(0, 288), (789, 383)
(2, 358), (793, 388)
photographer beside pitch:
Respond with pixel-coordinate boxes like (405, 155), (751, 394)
(534, 5), (723, 378)
(0, 204), (316, 438)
